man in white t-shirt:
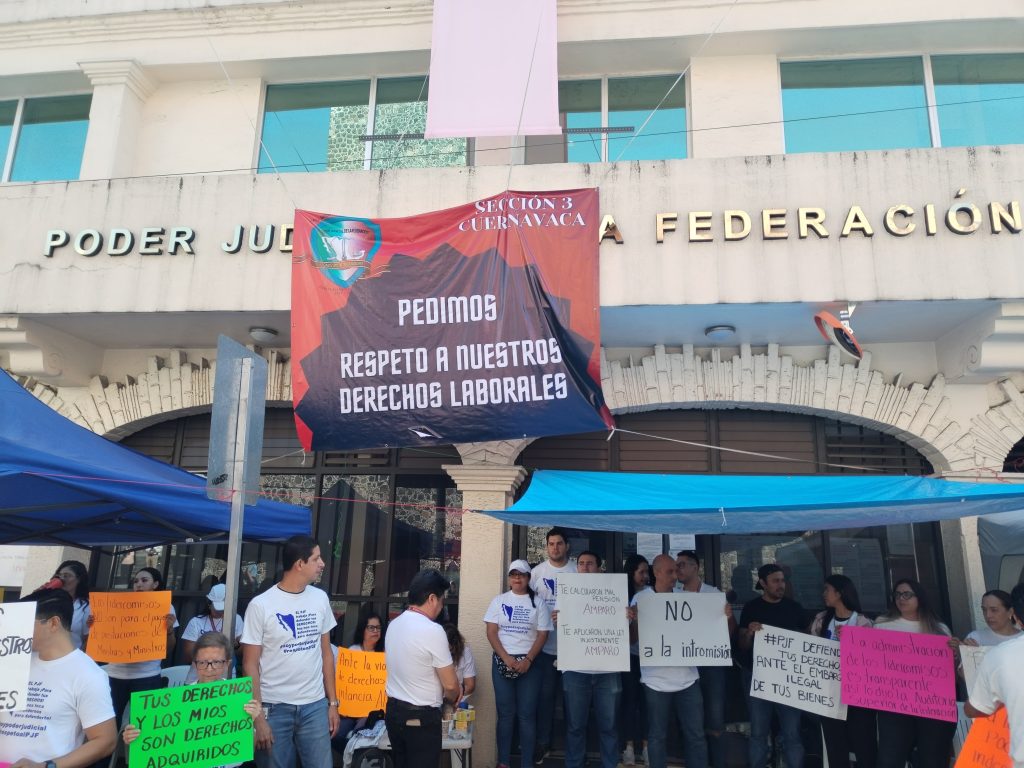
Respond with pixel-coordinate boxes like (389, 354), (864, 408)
(676, 550), (734, 768)
(561, 551), (621, 768)
(628, 554), (707, 768)
(530, 526), (576, 763)
(966, 582), (1024, 768)
(241, 535), (339, 768)
(385, 569), (460, 768)
(0, 588), (117, 768)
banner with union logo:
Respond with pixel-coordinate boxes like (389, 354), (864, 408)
(291, 189), (612, 451)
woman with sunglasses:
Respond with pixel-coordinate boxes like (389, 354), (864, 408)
(122, 632), (259, 766)
(485, 559), (553, 768)
(810, 575), (876, 768)
(350, 610), (386, 653)
(95, 567), (179, 721)
(874, 579), (956, 768)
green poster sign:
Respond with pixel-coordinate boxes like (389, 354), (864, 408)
(129, 677), (255, 768)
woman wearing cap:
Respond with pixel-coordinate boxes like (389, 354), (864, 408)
(485, 559), (554, 768)
(180, 582), (245, 666)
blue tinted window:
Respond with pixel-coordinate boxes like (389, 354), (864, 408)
(933, 54), (1024, 147)
(10, 95), (91, 182)
(781, 58), (931, 153)
(0, 101), (15, 175)
(608, 75), (686, 161)
(562, 80), (602, 163)
(259, 81), (370, 173)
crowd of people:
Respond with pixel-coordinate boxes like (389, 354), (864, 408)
(1, 531), (1022, 768)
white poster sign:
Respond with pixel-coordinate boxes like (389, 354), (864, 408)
(751, 627), (846, 720)
(961, 646), (990, 694)
(637, 591), (731, 667)
(0, 601), (36, 711)
(556, 573), (630, 672)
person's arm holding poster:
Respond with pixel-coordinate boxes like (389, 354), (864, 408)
(321, 632), (340, 736)
(964, 651), (1002, 718)
(241, 599), (272, 752)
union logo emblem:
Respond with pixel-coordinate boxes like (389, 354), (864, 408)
(309, 216), (384, 288)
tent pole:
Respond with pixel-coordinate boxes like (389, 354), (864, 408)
(223, 356), (252, 647)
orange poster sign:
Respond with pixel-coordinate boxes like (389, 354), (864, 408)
(955, 709), (1012, 768)
(335, 647), (387, 718)
(87, 591), (172, 663)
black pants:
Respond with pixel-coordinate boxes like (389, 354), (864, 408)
(385, 699), (442, 768)
(876, 711), (956, 768)
(820, 706), (877, 768)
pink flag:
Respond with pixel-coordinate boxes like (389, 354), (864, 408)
(425, 0), (560, 138)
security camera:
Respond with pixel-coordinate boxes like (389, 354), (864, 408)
(814, 306), (863, 360)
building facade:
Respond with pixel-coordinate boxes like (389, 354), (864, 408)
(2, 1), (1024, 763)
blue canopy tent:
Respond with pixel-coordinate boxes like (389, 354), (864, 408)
(0, 370), (311, 549)
(486, 470), (1024, 534)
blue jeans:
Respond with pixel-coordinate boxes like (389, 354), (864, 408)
(643, 683), (708, 768)
(745, 672), (804, 768)
(699, 666), (727, 768)
(255, 698), (333, 768)
(493, 658), (544, 768)
(534, 652), (559, 750)
(562, 672), (621, 768)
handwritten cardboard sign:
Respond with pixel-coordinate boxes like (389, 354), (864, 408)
(129, 677), (254, 768)
(954, 708), (1011, 768)
(751, 627), (846, 720)
(961, 646), (990, 695)
(88, 591), (172, 663)
(637, 590), (731, 667)
(556, 573), (630, 672)
(336, 648), (387, 718)
(0, 602), (35, 712)
(840, 625), (956, 722)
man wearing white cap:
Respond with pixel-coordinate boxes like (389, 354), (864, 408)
(180, 583), (245, 671)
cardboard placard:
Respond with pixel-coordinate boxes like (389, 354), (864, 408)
(840, 625), (957, 722)
(555, 573), (630, 672)
(954, 708), (1012, 768)
(128, 677), (254, 768)
(335, 647), (387, 718)
(961, 646), (990, 695)
(637, 590), (731, 667)
(751, 627), (846, 720)
(88, 591), (172, 663)
(0, 602), (36, 712)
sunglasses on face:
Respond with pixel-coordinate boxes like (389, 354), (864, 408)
(194, 659), (229, 669)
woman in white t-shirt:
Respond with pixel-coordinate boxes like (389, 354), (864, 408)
(92, 567), (179, 721)
(963, 589), (1021, 646)
(445, 623), (476, 699)
(810, 575), (876, 768)
(874, 579), (956, 768)
(123, 631), (259, 767)
(485, 559), (553, 768)
(54, 559), (92, 651)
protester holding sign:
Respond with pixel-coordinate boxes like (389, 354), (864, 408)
(0, 589), (116, 768)
(874, 579), (957, 768)
(676, 550), (733, 768)
(486, 559), (553, 768)
(97, 567), (178, 721)
(965, 583), (1024, 768)
(963, 590), (1021, 647)
(809, 575), (876, 768)
(351, 611), (386, 653)
(241, 535), (339, 768)
(560, 552), (624, 768)
(737, 564), (807, 768)
(628, 554), (708, 768)
(122, 631), (260, 767)
(53, 560), (91, 651)
(619, 554), (650, 767)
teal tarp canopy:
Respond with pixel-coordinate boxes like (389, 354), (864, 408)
(485, 470), (1024, 534)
